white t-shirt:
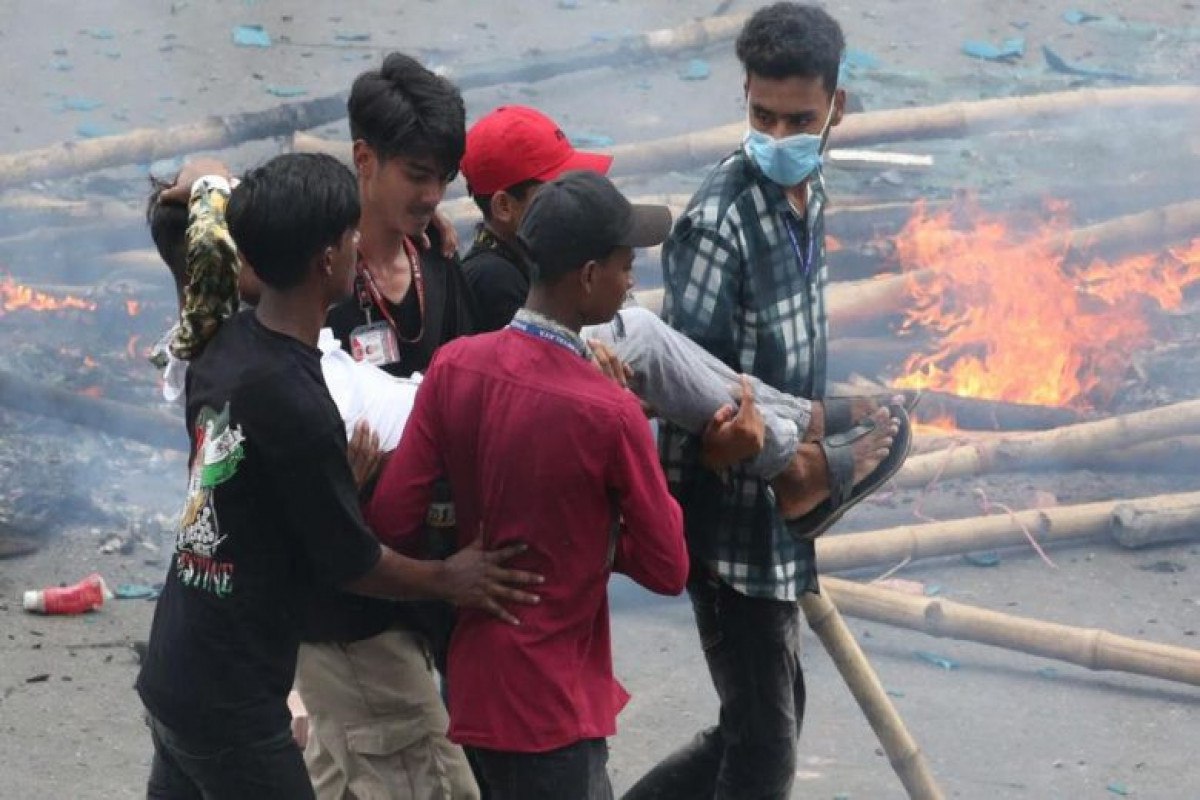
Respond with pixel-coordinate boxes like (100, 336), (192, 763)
(162, 328), (419, 451)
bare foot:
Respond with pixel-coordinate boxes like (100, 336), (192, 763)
(772, 408), (898, 520)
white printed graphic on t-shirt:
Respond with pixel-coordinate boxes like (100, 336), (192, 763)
(176, 404), (244, 598)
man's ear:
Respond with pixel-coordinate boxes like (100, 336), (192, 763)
(579, 260), (598, 295)
(352, 140), (373, 178)
(319, 246), (335, 277)
(831, 87), (847, 128)
(492, 191), (515, 225)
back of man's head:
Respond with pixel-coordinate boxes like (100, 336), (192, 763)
(348, 52), (466, 181)
(736, 2), (845, 94)
(146, 176), (188, 285)
(227, 153), (360, 291)
(518, 171), (670, 285)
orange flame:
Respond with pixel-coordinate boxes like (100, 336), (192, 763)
(892, 200), (1200, 409)
(1, 276), (97, 314)
(125, 299), (141, 317)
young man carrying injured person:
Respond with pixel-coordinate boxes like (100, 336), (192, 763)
(136, 153), (540, 800)
(461, 104), (906, 518)
(367, 171), (688, 800)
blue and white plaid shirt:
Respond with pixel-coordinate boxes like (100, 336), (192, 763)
(659, 148), (829, 601)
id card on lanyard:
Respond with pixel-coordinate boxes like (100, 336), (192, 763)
(349, 238), (425, 368)
(782, 211), (816, 278)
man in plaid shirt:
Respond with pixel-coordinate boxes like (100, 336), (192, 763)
(626, 5), (899, 799)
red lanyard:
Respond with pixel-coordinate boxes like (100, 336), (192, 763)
(356, 237), (425, 344)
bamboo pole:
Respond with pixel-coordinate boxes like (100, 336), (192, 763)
(0, 95), (349, 191)
(0, 14), (748, 190)
(801, 591), (945, 800)
(893, 398), (1200, 488)
(1067, 198), (1200, 259)
(446, 13), (748, 91)
(0, 368), (185, 452)
(914, 431), (1200, 472)
(822, 576), (1200, 688)
(296, 87), (1200, 179)
(912, 390), (1085, 431)
(815, 491), (1200, 574)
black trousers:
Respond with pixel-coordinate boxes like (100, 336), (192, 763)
(622, 570), (806, 800)
(469, 738), (613, 800)
(145, 713), (314, 800)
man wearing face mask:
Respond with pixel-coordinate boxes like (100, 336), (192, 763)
(625, 5), (906, 800)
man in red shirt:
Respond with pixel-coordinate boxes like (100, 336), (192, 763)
(367, 171), (686, 800)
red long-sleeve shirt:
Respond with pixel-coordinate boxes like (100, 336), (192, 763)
(367, 327), (687, 753)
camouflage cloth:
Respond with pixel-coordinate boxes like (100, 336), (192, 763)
(170, 179), (239, 360)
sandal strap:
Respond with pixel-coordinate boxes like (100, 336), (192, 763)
(824, 397), (854, 435)
(818, 416), (877, 511)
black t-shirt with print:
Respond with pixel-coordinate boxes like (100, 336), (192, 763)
(136, 310), (382, 745)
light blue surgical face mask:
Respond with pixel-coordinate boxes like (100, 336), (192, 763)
(742, 99), (836, 187)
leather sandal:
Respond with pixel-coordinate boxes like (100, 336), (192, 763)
(786, 403), (913, 542)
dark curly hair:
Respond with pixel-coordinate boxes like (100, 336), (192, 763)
(348, 52), (466, 182)
(735, 3), (845, 94)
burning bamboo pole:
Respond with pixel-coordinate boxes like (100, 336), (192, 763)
(800, 592), (945, 800)
(1067, 198), (1200, 259)
(294, 87), (1200, 178)
(912, 391), (1085, 431)
(815, 491), (1200, 575)
(822, 577), (1200, 688)
(893, 398), (1200, 489)
(0, 14), (748, 190)
(0, 368), (185, 452)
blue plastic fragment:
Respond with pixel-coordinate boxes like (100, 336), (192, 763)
(265, 85), (308, 98)
(233, 24), (271, 48)
(63, 97), (103, 111)
(1037, 666), (1059, 679)
(963, 550), (1001, 567)
(566, 131), (614, 148)
(334, 31), (371, 42)
(114, 583), (161, 600)
(924, 583), (944, 596)
(1063, 9), (1103, 25)
(886, 689), (906, 698)
(52, 60), (74, 72)
(678, 58), (711, 81)
(914, 650), (960, 671)
(87, 28), (116, 40)
(961, 37), (1025, 62)
(1106, 782), (1130, 796)
(1042, 46), (1134, 81)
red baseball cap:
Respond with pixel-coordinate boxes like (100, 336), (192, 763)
(462, 106), (613, 196)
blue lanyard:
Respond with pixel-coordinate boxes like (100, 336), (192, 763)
(509, 318), (588, 358)
(782, 212), (816, 278)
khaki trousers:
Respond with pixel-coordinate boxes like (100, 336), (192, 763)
(295, 629), (480, 800)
